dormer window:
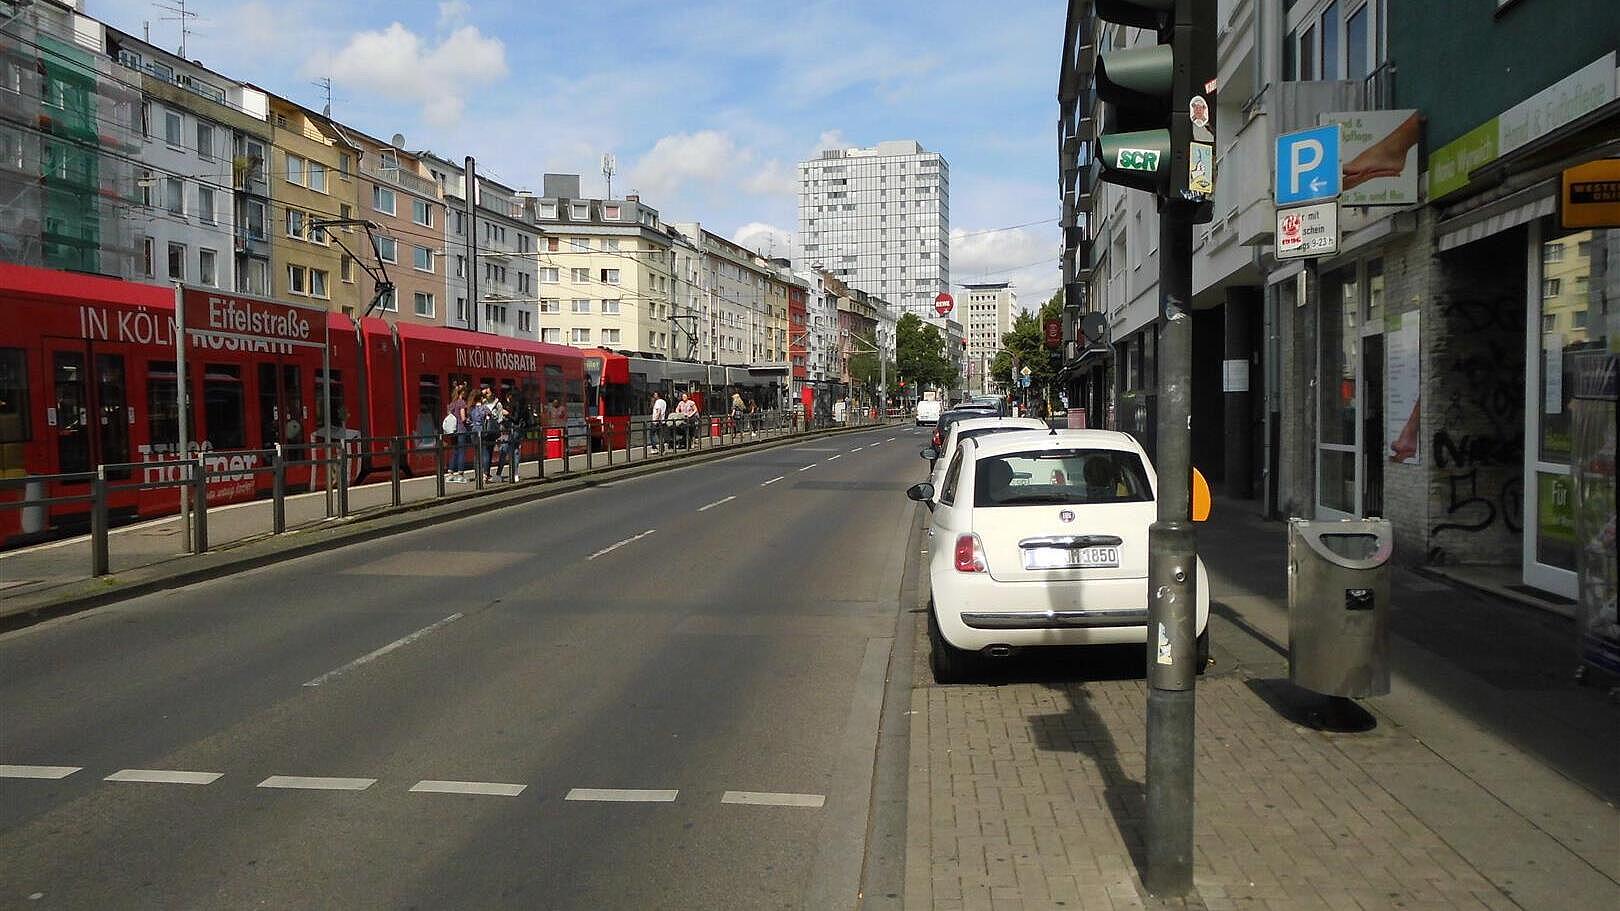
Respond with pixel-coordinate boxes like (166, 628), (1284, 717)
(603, 204), (621, 220)
(571, 202), (589, 219)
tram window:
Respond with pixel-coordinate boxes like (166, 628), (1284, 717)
(203, 364), (246, 450)
(567, 379), (585, 418)
(316, 368), (345, 440)
(542, 364), (565, 425)
(257, 364), (281, 446)
(53, 351), (90, 473)
(282, 366), (304, 444)
(602, 380), (631, 418)
(0, 348), (28, 443)
(95, 354), (130, 470)
(416, 374), (441, 444)
(147, 361), (195, 451)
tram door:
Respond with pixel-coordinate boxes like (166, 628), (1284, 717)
(44, 339), (132, 480)
(257, 363), (306, 449)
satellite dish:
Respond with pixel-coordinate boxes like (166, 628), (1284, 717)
(391, 133), (406, 149)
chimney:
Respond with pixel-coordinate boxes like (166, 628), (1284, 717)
(626, 194), (640, 202)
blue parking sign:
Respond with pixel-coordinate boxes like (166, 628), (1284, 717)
(1275, 125), (1341, 205)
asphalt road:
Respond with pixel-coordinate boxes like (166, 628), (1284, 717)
(0, 423), (928, 911)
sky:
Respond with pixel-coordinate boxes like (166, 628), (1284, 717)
(90, 0), (1066, 311)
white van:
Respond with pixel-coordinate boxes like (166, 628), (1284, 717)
(916, 398), (942, 426)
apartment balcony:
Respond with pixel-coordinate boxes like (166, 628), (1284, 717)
(359, 159), (439, 198)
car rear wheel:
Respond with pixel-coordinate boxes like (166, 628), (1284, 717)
(928, 604), (977, 684)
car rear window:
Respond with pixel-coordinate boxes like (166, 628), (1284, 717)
(974, 448), (1153, 507)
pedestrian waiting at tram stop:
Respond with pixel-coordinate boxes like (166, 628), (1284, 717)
(650, 390), (668, 453)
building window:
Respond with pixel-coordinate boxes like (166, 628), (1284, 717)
(165, 177), (184, 215)
(373, 185), (396, 215)
(572, 203), (588, 219)
(286, 209), (305, 239)
(572, 237), (591, 251)
(454, 255), (466, 279)
(166, 242), (186, 280)
(544, 237), (559, 251)
(286, 154), (304, 186)
(376, 287), (397, 311)
(195, 123), (213, 160)
(414, 292), (435, 317)
(571, 328), (590, 344)
(374, 235), (397, 263)
(542, 328), (560, 343)
(603, 205), (621, 220)
(194, 185), (214, 224)
(602, 328), (621, 345)
(310, 269), (328, 299)
(142, 236), (154, 277)
(413, 245), (433, 272)
(540, 267), (559, 283)
(288, 265), (306, 295)
(540, 299), (560, 313)
(341, 254), (353, 282)
(412, 198), (432, 227)
(455, 297), (467, 321)
(571, 299), (590, 314)
(600, 268), (620, 285)
(339, 152), (351, 175)
(485, 304), (509, 324)
(164, 110), (182, 147)
(517, 272), (531, 294)
(1543, 278), (1562, 299)
(307, 161), (327, 193)
(199, 248), (217, 286)
(649, 330), (658, 348)
(570, 267), (589, 283)
(601, 299), (620, 315)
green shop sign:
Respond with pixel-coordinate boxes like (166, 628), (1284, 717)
(1429, 118), (1499, 199)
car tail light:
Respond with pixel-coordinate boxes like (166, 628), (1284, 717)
(953, 533), (987, 573)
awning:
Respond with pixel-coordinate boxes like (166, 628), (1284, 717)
(1436, 178), (1557, 252)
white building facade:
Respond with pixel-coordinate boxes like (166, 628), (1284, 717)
(798, 139), (950, 321)
(961, 281), (1016, 393)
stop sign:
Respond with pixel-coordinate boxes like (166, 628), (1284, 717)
(934, 292), (954, 317)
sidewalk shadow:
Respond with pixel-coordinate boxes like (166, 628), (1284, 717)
(1019, 644), (1150, 876)
(1246, 677), (1378, 732)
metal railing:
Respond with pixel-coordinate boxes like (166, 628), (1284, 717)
(1, 408), (890, 584)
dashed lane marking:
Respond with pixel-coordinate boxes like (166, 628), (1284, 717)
(722, 790), (826, 808)
(565, 788), (678, 803)
(761, 476), (785, 486)
(409, 780), (526, 797)
(886, 437), (898, 442)
(850, 447), (864, 452)
(0, 765), (80, 780)
(825, 454), (841, 462)
(105, 769), (221, 785)
(697, 495), (737, 512)
(303, 612), (464, 688)
(797, 464), (816, 472)
(587, 528), (657, 560)
(257, 775), (376, 791)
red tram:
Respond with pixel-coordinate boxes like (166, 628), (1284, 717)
(581, 348), (790, 451)
(0, 262), (586, 546)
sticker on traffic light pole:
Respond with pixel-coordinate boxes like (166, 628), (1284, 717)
(1189, 143), (1214, 196)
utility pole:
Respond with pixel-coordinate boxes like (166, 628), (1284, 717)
(464, 156), (479, 333)
(1091, 0), (1215, 897)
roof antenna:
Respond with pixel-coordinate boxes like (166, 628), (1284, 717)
(154, 0), (200, 58)
(313, 77), (333, 117)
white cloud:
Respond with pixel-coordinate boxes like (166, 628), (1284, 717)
(437, 1), (471, 29)
(311, 22), (508, 127)
(733, 222), (795, 258)
(629, 131), (795, 201)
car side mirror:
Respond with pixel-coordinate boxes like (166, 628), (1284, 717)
(920, 447), (938, 461)
(906, 481), (936, 504)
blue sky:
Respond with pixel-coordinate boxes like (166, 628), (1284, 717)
(92, 0), (1065, 308)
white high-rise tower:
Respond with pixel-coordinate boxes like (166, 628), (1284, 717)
(797, 139), (950, 319)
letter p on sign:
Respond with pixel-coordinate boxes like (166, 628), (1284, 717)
(1275, 124), (1341, 205)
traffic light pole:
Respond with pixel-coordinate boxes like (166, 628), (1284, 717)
(1144, 204), (1197, 897)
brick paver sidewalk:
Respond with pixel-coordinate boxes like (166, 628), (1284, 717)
(902, 507), (1620, 911)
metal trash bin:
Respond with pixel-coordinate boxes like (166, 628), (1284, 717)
(1287, 518), (1393, 698)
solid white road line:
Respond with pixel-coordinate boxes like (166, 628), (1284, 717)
(826, 454), (841, 461)
(565, 788), (678, 803)
(0, 765), (80, 780)
(697, 495), (736, 512)
(105, 769), (221, 785)
(587, 528), (657, 560)
(761, 476), (785, 486)
(797, 464), (816, 472)
(409, 780), (526, 797)
(257, 775), (376, 791)
(303, 612), (464, 688)
(722, 790), (826, 808)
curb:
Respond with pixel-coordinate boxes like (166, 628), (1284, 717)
(1, 421), (905, 632)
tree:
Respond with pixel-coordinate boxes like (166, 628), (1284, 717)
(896, 312), (956, 393)
(847, 327), (882, 400)
(990, 290), (1064, 397)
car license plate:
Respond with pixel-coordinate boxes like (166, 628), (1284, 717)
(1022, 545), (1120, 570)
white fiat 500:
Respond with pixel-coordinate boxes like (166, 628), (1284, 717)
(907, 429), (1209, 682)
(921, 416), (1050, 496)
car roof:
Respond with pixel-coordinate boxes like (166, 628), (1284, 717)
(948, 416), (1048, 434)
(963, 428), (1146, 459)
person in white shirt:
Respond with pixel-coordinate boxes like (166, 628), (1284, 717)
(650, 392), (668, 453)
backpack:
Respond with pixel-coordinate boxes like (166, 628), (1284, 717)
(441, 412), (458, 434)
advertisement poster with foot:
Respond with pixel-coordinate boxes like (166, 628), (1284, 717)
(1321, 110), (1421, 207)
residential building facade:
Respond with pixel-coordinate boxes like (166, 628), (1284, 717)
(671, 222), (780, 367)
(961, 281), (1016, 393)
(532, 173), (672, 353)
(1059, 0), (1620, 609)
(266, 93), (355, 314)
(798, 139), (951, 321)
(347, 133), (445, 325)
(419, 154), (537, 339)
